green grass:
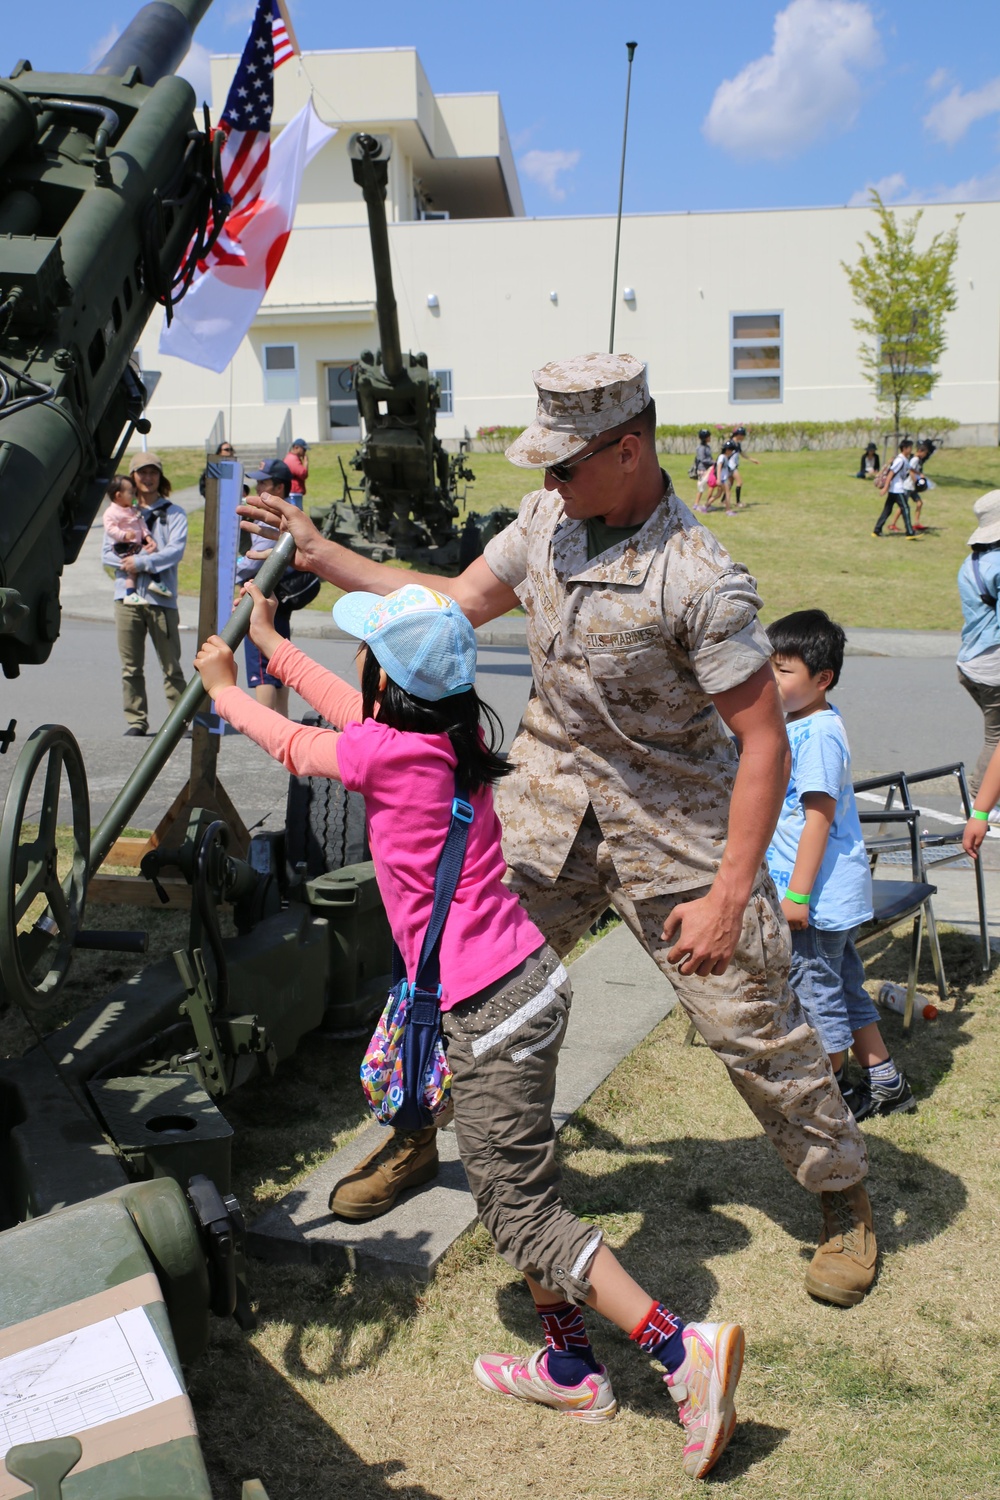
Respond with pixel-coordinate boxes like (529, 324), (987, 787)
(4, 848), (999, 1497)
(158, 442), (1000, 631)
(180, 924), (999, 1500)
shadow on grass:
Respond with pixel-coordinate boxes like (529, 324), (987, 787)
(931, 473), (994, 491)
(189, 1312), (445, 1500)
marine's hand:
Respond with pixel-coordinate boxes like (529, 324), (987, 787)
(662, 892), (743, 977)
(963, 816), (988, 859)
(781, 895), (810, 930)
(238, 493), (319, 570)
(241, 581), (283, 656)
(195, 636), (237, 696)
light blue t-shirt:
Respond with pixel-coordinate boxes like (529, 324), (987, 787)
(766, 706), (873, 932)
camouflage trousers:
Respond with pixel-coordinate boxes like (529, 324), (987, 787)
(506, 807), (868, 1194)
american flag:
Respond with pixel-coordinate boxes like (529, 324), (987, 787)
(202, 0), (296, 270)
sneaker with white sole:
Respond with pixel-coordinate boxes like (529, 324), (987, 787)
(664, 1322), (744, 1480)
(473, 1348), (617, 1423)
(844, 1069), (915, 1121)
(147, 580), (173, 599)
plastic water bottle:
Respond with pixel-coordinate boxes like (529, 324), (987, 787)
(877, 982), (938, 1021)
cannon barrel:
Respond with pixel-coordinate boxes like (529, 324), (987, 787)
(93, 0), (215, 87)
(88, 531), (297, 874)
(0, 0), (221, 678)
(349, 133), (404, 385)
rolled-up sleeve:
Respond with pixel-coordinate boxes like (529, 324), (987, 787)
(681, 570), (772, 697)
(482, 490), (540, 590)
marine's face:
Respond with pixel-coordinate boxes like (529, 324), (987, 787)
(543, 433), (634, 521)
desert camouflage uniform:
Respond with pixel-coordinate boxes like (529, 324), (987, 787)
(483, 479), (867, 1193)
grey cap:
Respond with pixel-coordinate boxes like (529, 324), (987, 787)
(968, 490), (1000, 546)
(505, 353), (650, 469)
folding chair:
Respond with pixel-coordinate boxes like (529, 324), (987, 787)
(854, 806), (944, 1032)
(854, 762), (990, 976)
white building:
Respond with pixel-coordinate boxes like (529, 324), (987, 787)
(143, 46), (1000, 450)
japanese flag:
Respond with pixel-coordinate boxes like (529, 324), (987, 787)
(159, 101), (335, 373)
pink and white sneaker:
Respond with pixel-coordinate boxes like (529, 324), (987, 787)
(664, 1322), (745, 1479)
(473, 1348), (617, 1423)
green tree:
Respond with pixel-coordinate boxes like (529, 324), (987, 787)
(842, 192), (961, 441)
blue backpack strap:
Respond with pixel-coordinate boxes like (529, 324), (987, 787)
(412, 783), (474, 994)
(392, 777), (473, 1132)
(972, 554), (996, 609)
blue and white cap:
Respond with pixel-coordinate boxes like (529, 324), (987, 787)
(332, 584), (477, 701)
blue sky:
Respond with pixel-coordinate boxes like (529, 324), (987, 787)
(8, 0), (1000, 218)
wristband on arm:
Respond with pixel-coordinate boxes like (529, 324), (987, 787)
(785, 889), (811, 904)
(971, 810), (990, 822)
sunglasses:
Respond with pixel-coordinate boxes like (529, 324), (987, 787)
(545, 432), (640, 484)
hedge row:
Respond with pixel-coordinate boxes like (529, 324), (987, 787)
(475, 419), (961, 455)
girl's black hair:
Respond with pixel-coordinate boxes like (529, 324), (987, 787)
(360, 646), (512, 793)
(105, 475), (132, 502)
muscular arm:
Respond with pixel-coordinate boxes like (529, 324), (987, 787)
(238, 495), (520, 626)
(663, 663), (790, 976)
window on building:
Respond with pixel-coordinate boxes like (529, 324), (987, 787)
(263, 344), (298, 402)
(326, 364), (360, 437)
(433, 369), (453, 415)
(730, 313), (782, 402)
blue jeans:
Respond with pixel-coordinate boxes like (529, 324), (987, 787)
(789, 926), (879, 1055)
(243, 602), (292, 689)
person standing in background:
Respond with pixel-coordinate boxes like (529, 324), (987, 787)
(728, 425), (760, 509)
(102, 453), (188, 736)
(957, 491), (1000, 793)
(283, 438), (309, 498)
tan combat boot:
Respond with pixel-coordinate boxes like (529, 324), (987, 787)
(328, 1126), (439, 1221)
(805, 1182), (877, 1306)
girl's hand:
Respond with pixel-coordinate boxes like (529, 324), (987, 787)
(963, 816), (989, 860)
(242, 581), (283, 655)
(195, 636), (238, 696)
(781, 895), (810, 930)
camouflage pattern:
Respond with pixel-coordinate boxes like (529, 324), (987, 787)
(506, 809), (868, 1192)
(505, 352), (650, 469)
(484, 478), (773, 900)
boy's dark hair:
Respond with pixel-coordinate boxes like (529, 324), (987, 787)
(766, 609), (846, 689)
(899, 436), (914, 450)
(360, 647), (512, 793)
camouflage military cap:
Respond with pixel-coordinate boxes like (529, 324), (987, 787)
(505, 353), (650, 469)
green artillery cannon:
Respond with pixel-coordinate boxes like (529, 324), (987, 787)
(0, 528), (393, 1497)
(0, 6), (393, 1493)
(0, 0), (226, 679)
(313, 133), (515, 569)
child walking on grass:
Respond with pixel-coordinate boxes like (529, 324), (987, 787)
(195, 580), (745, 1481)
(765, 609), (914, 1122)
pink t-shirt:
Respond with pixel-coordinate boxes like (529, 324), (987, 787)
(214, 640), (544, 1008)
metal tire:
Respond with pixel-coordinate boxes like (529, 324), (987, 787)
(0, 725), (90, 1013)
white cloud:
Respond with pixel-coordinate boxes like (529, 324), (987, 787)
(848, 167), (1000, 205)
(87, 24), (121, 70)
(703, 0), (881, 160)
(927, 68), (951, 93)
(177, 40), (213, 107)
(518, 149), (581, 202)
(847, 172), (907, 206)
(923, 75), (1000, 146)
